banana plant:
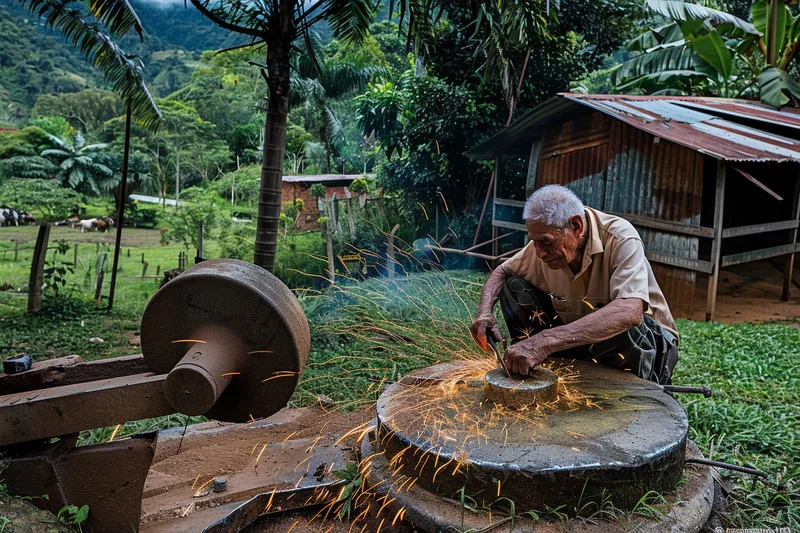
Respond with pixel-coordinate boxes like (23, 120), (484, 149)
(752, 0), (800, 107)
(613, 0), (800, 109)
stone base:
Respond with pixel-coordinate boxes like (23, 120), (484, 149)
(361, 434), (714, 533)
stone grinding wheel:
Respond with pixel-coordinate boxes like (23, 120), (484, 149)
(375, 359), (688, 512)
(140, 259), (310, 422)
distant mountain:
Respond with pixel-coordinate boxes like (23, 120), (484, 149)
(0, 0), (246, 117)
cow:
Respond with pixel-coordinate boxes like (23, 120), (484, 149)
(76, 216), (115, 233)
(0, 206), (35, 227)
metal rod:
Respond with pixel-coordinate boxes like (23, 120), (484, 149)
(661, 385), (712, 397)
(685, 458), (767, 478)
(107, 102), (132, 311)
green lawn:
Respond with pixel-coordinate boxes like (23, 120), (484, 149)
(0, 235), (796, 529)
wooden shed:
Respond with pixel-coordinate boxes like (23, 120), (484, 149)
(466, 94), (800, 320)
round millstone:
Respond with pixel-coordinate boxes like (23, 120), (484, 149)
(375, 359), (688, 513)
(483, 367), (558, 408)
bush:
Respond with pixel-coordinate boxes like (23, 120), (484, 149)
(124, 200), (158, 228)
(0, 178), (81, 220)
(163, 188), (224, 249)
(211, 165), (261, 207)
(218, 219), (256, 261)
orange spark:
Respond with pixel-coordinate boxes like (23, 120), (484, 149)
(255, 443), (268, 464)
(172, 339), (206, 344)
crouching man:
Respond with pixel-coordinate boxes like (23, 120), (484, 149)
(470, 185), (679, 384)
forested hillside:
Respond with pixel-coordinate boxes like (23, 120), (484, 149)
(0, 0), (243, 123)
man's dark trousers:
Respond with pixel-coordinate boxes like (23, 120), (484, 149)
(499, 276), (678, 385)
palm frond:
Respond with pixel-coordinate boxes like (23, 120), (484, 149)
(321, 0), (376, 45)
(19, 0), (161, 131)
(42, 133), (72, 152)
(41, 149), (71, 158)
(322, 105), (343, 142)
(88, 0), (144, 40)
(189, 0), (266, 38)
(80, 143), (111, 152)
(645, 0), (760, 36)
(290, 77), (327, 102)
(613, 42), (694, 85)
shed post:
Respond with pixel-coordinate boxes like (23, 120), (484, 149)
(705, 161), (727, 322)
(526, 141), (541, 198)
(492, 157), (502, 261)
(782, 165), (800, 301)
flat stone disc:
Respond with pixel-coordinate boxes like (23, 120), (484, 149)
(376, 358), (688, 512)
(483, 367), (558, 407)
(141, 259), (310, 422)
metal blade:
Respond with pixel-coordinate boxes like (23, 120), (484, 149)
(487, 337), (511, 378)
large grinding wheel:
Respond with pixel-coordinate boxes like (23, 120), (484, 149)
(372, 359), (688, 513)
(140, 259), (310, 422)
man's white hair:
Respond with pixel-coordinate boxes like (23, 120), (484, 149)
(522, 185), (585, 228)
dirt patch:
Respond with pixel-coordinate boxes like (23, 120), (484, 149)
(690, 261), (800, 323)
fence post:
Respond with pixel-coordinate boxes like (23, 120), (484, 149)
(344, 188), (356, 238)
(73, 243), (78, 267)
(27, 225), (50, 314)
(142, 262), (149, 278)
(197, 221), (204, 262)
(94, 253), (107, 302)
(326, 215), (335, 285)
(387, 224), (400, 281)
(14, 240), (19, 262)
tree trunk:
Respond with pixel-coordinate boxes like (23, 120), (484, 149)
(254, 16), (294, 272)
(175, 149), (180, 204)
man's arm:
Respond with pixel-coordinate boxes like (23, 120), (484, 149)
(503, 297), (644, 375)
(469, 267), (508, 351)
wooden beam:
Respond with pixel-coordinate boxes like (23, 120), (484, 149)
(731, 165), (783, 201)
(721, 244), (800, 268)
(722, 219), (799, 239)
(0, 374), (172, 446)
(645, 251), (714, 274)
(494, 198), (526, 208)
(706, 161), (727, 322)
(609, 212), (714, 239)
(526, 141), (541, 198)
(783, 168), (800, 300)
(492, 220), (527, 232)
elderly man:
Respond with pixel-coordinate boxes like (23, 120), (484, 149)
(470, 185), (678, 384)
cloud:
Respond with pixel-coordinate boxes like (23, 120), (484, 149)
(134, 0), (186, 7)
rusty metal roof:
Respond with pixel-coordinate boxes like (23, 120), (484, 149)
(282, 174), (371, 183)
(466, 94), (800, 163)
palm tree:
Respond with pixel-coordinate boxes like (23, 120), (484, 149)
(291, 35), (387, 173)
(188, 0), (380, 271)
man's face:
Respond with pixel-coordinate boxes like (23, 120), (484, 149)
(526, 217), (584, 270)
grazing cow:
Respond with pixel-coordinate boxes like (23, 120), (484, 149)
(0, 206), (35, 227)
(77, 216), (115, 233)
(96, 216), (114, 232)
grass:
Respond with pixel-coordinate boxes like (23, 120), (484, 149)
(0, 227), (797, 528)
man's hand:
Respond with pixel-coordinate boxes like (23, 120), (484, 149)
(470, 314), (503, 352)
(503, 335), (552, 375)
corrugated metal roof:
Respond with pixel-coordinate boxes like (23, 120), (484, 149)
(282, 174), (371, 183)
(466, 94), (800, 163)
